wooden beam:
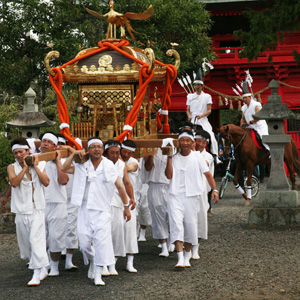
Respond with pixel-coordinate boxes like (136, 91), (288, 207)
(25, 149), (69, 166)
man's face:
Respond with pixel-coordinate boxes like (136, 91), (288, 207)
(13, 148), (30, 164)
(179, 137), (193, 152)
(88, 143), (104, 160)
(40, 138), (57, 153)
(243, 96), (251, 105)
(194, 83), (203, 94)
(106, 146), (120, 164)
(120, 148), (134, 162)
(195, 138), (207, 152)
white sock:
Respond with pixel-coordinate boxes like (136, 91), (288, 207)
(177, 251), (184, 261)
(66, 253), (73, 265)
(161, 242), (168, 253)
(235, 184), (245, 194)
(127, 255), (134, 264)
(50, 260), (59, 269)
(246, 186), (252, 199)
(139, 228), (146, 237)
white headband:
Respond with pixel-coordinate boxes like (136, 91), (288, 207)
(194, 80), (203, 85)
(242, 93), (252, 98)
(88, 139), (103, 148)
(121, 145), (136, 152)
(12, 144), (29, 151)
(194, 135), (209, 142)
(178, 132), (194, 141)
(58, 137), (66, 144)
(104, 143), (121, 150)
(43, 133), (58, 145)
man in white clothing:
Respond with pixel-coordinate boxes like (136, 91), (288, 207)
(62, 137), (131, 286)
(8, 138), (49, 286)
(40, 132), (69, 277)
(105, 139), (137, 274)
(58, 134), (78, 271)
(186, 68), (220, 164)
(165, 130), (219, 268)
(144, 148), (171, 257)
(240, 81), (269, 145)
(120, 140), (140, 268)
(193, 129), (215, 259)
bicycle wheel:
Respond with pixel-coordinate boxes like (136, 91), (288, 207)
(219, 177), (228, 199)
(243, 176), (260, 198)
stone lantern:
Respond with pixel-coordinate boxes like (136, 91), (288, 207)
(6, 87), (55, 138)
(248, 79), (300, 227)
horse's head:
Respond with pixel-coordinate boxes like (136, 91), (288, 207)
(219, 125), (232, 158)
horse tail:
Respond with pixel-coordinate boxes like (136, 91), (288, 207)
(291, 139), (300, 177)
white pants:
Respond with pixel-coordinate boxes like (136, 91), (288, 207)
(124, 208), (138, 254)
(77, 201), (115, 266)
(168, 192), (198, 245)
(111, 206), (126, 257)
(15, 207), (49, 269)
(66, 197), (78, 249)
(45, 202), (67, 252)
(197, 193), (208, 240)
(147, 182), (169, 240)
(136, 189), (152, 227)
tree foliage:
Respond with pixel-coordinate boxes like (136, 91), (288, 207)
(0, 0), (214, 97)
(233, 0), (300, 63)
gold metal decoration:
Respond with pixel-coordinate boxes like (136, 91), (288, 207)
(166, 48), (180, 70)
(44, 51), (60, 76)
(98, 55), (113, 68)
(143, 48), (155, 74)
(85, 0), (154, 44)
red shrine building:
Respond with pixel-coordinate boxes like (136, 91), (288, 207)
(163, 0), (300, 151)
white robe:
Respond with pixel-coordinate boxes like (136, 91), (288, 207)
(72, 157), (117, 266)
(143, 150), (170, 240)
(197, 150), (214, 240)
(11, 161), (49, 269)
(168, 151), (209, 245)
(136, 159), (151, 226)
(44, 160), (68, 252)
(124, 157), (139, 254)
(111, 159), (126, 257)
(65, 172), (78, 250)
(186, 92), (219, 157)
(242, 99), (269, 151)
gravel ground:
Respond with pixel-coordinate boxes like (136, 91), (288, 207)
(1, 180), (300, 300)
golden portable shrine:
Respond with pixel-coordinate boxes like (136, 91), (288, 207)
(44, 0), (180, 156)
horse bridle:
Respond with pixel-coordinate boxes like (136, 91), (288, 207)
(222, 128), (247, 152)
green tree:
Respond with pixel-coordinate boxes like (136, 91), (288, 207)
(233, 0), (300, 63)
(0, 0), (107, 97)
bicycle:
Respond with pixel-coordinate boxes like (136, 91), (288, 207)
(219, 156), (259, 199)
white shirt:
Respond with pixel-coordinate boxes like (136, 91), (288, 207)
(11, 161), (46, 214)
(71, 157), (118, 212)
(198, 149), (214, 193)
(186, 92), (212, 122)
(143, 148), (170, 184)
(125, 157), (139, 192)
(44, 160), (67, 204)
(111, 159), (126, 208)
(242, 99), (269, 137)
(169, 151), (209, 197)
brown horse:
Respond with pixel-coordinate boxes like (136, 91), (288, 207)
(219, 124), (300, 205)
